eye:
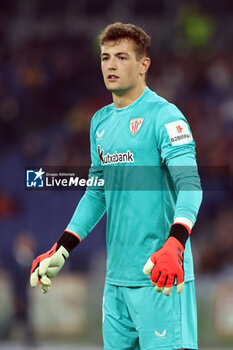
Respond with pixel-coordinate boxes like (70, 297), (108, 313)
(102, 56), (109, 61)
(119, 56), (126, 60)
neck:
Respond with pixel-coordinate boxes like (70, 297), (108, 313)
(112, 83), (146, 109)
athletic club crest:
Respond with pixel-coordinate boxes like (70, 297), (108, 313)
(130, 118), (144, 136)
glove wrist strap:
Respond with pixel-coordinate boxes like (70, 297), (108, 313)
(57, 231), (80, 253)
(169, 223), (190, 249)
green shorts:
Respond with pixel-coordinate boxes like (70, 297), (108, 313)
(102, 281), (198, 350)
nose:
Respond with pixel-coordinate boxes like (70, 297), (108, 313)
(107, 57), (117, 71)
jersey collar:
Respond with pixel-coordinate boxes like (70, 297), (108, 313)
(114, 87), (150, 112)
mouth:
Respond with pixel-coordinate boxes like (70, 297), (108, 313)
(107, 74), (119, 82)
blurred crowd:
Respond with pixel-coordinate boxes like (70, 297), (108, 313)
(0, 0), (233, 341)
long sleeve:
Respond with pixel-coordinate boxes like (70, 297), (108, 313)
(156, 103), (202, 225)
(166, 152), (202, 225)
(66, 118), (106, 240)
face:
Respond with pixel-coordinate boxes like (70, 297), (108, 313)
(100, 39), (149, 95)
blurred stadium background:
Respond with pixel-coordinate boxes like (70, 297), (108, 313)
(0, 0), (232, 349)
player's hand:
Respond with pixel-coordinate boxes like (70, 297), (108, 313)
(30, 243), (69, 294)
(143, 236), (184, 296)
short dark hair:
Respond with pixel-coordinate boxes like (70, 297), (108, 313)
(98, 22), (151, 60)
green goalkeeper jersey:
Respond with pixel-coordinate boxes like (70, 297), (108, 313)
(66, 87), (202, 286)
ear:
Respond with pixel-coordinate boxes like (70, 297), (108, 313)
(140, 57), (151, 75)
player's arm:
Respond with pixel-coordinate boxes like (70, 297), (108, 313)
(30, 117), (106, 293)
(143, 103), (202, 296)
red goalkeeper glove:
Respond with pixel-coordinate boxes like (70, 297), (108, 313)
(143, 223), (191, 296)
(30, 230), (80, 294)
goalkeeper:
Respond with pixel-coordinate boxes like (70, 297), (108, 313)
(30, 22), (202, 350)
